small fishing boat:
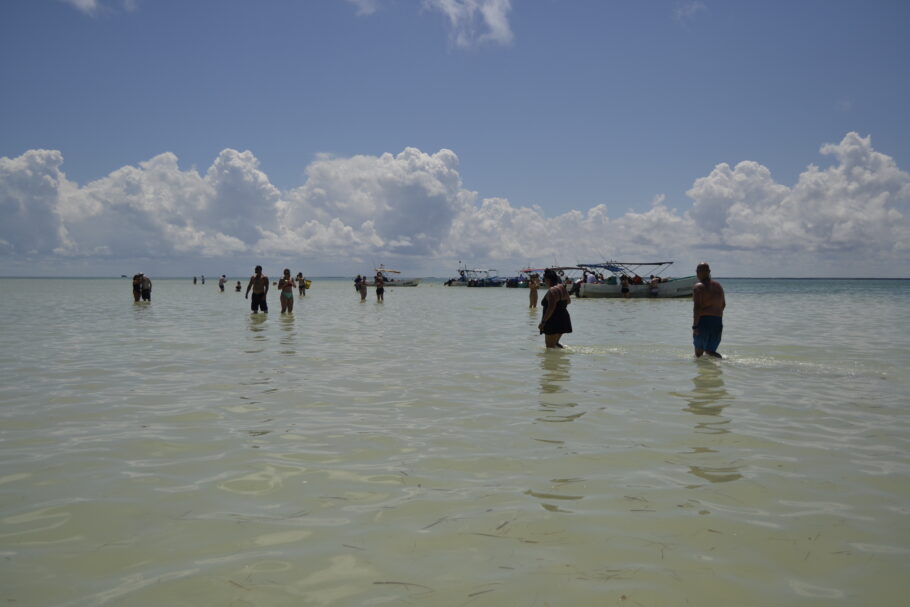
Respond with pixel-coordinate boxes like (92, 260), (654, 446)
(505, 274), (529, 288)
(444, 266), (507, 287)
(575, 261), (696, 298)
(372, 265), (421, 287)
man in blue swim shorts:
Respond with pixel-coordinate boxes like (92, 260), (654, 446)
(245, 265), (269, 313)
(692, 262), (726, 358)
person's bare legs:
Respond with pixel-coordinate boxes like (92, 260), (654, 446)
(545, 333), (562, 348)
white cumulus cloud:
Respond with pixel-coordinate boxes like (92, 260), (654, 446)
(0, 150), (69, 255)
(687, 132), (910, 257)
(0, 132), (908, 277)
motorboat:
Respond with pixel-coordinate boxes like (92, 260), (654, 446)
(575, 261), (696, 298)
(372, 265), (421, 287)
(444, 266), (506, 287)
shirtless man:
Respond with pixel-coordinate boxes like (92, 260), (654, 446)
(375, 272), (385, 302)
(692, 262), (726, 358)
(245, 265), (270, 313)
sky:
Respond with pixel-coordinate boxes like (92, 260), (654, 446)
(1, 0), (908, 277)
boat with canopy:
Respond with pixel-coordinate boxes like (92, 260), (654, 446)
(575, 261), (696, 298)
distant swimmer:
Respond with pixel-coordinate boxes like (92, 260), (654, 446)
(139, 273), (152, 302)
(278, 268), (295, 314)
(245, 265), (269, 313)
(219, 275), (226, 292)
(235, 281), (241, 292)
(538, 268), (572, 348)
(692, 262), (726, 359)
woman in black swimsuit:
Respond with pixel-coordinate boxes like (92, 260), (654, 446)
(538, 268), (572, 348)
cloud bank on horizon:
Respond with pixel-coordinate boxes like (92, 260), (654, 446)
(1, 132), (908, 277)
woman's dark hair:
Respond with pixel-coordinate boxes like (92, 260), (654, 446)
(543, 268), (560, 285)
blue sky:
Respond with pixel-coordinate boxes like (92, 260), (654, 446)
(1, 0), (908, 277)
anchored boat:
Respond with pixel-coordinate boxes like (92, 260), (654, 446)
(444, 266), (507, 287)
(575, 261), (695, 298)
(373, 265), (421, 287)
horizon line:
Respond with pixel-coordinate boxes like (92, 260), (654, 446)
(2, 275), (909, 281)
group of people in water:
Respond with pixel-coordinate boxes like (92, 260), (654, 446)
(353, 272), (385, 302)
(527, 262), (726, 357)
(242, 266), (308, 313)
(132, 262), (725, 358)
(131, 273), (152, 302)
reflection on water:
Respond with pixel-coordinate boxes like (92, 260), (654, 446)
(688, 463), (743, 483)
(539, 350), (571, 394)
(679, 361), (743, 483)
(245, 313), (268, 353)
(278, 314), (296, 355)
(683, 360), (732, 434)
(537, 351), (584, 422)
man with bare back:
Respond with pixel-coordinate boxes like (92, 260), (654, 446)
(692, 262), (726, 358)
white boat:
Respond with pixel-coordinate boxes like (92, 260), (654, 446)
(444, 266), (506, 287)
(575, 261), (696, 298)
(373, 266), (421, 287)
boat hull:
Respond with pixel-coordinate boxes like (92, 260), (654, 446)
(444, 279), (504, 287)
(368, 278), (421, 287)
(577, 276), (696, 298)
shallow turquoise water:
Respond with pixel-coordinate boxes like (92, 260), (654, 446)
(1, 277), (909, 605)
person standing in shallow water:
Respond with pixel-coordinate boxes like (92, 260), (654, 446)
(538, 268), (572, 348)
(375, 271), (385, 302)
(132, 274), (142, 302)
(245, 265), (269, 313)
(692, 262), (726, 358)
(528, 273), (540, 308)
(296, 272), (306, 297)
(278, 268), (295, 313)
(139, 273), (152, 302)
(620, 274), (630, 298)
